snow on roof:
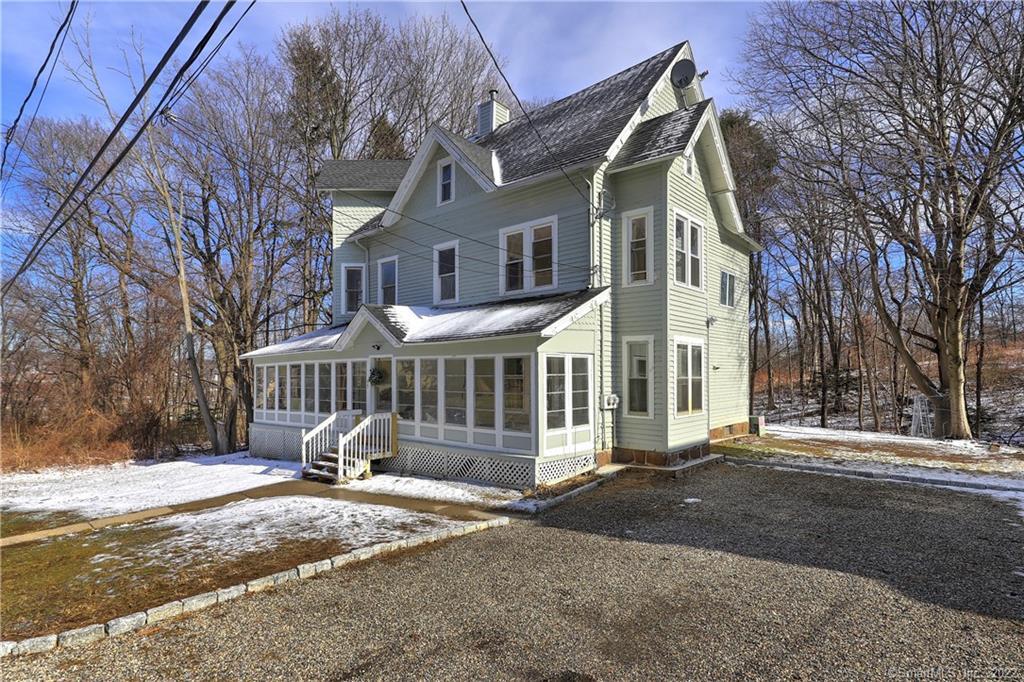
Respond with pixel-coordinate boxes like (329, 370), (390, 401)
(241, 324), (349, 359)
(362, 288), (609, 344)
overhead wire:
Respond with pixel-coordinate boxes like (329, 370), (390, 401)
(0, 0), (78, 180)
(1, 1), (79, 196)
(2, 1), (244, 298)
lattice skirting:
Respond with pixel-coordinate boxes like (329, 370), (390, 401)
(376, 445), (535, 489)
(535, 452), (596, 486)
(249, 424), (303, 461)
(374, 444), (596, 489)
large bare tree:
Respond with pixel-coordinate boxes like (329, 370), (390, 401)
(740, 0), (1024, 438)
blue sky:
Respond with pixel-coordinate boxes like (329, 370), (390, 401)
(2, 1), (758, 127)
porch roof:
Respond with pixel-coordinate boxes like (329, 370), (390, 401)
(240, 323), (349, 359)
(346, 287), (610, 348)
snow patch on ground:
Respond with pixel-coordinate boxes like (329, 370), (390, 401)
(343, 474), (525, 509)
(149, 496), (459, 563)
(83, 496), (464, 574)
(1, 452), (300, 517)
(759, 424), (1024, 477)
(765, 424), (1021, 457)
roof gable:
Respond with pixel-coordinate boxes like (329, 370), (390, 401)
(381, 126), (499, 228)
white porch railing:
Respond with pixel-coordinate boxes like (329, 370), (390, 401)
(337, 413), (398, 482)
(301, 410), (360, 469)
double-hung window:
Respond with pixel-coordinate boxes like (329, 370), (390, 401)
(674, 213), (702, 288)
(434, 241), (458, 303)
(342, 264), (365, 314)
(622, 208), (653, 286)
(378, 257), (397, 305)
(624, 338), (652, 417)
(720, 271), (736, 307)
(500, 218), (557, 294)
(437, 159), (453, 205)
(675, 339), (704, 414)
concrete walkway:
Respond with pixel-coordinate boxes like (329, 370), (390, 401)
(0, 479), (496, 548)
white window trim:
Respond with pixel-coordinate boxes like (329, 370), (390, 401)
(436, 157), (453, 206)
(720, 270), (737, 308)
(340, 263), (367, 315)
(621, 206), (655, 288)
(671, 208), (705, 291)
(683, 150), (695, 178)
(673, 335), (705, 416)
(622, 335), (654, 419)
(432, 240), (460, 304)
(498, 215), (559, 296)
(377, 255), (398, 305)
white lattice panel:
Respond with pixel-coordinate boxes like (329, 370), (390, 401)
(248, 424), (302, 461)
(536, 453), (595, 486)
(376, 445), (534, 489)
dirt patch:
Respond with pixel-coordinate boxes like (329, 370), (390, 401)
(0, 522), (355, 640)
(721, 434), (1024, 478)
(522, 472), (601, 501)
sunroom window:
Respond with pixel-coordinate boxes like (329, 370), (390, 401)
(396, 360), (416, 420)
(503, 357), (530, 432)
(444, 358), (467, 426)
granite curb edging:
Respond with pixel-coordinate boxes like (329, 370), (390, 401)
(1, 516), (509, 658)
(722, 455), (1024, 493)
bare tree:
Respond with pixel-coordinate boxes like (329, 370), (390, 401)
(740, 0), (1024, 438)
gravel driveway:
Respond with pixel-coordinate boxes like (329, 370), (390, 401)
(8, 464), (1024, 680)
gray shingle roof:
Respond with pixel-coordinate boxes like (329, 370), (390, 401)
(435, 127), (495, 184)
(608, 99), (710, 172)
(364, 287), (609, 344)
(474, 42), (685, 185)
(315, 159), (411, 191)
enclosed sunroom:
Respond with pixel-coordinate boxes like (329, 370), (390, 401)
(242, 288), (609, 488)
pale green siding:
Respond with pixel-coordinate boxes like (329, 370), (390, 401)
(605, 162), (670, 451)
(331, 190), (393, 323)
(360, 146), (593, 309)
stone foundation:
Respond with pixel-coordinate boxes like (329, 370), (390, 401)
(612, 441), (710, 467)
(709, 420), (750, 441)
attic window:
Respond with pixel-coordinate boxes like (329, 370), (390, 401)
(437, 159), (453, 205)
(683, 151), (695, 178)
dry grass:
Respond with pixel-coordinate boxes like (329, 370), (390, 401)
(1, 409), (133, 473)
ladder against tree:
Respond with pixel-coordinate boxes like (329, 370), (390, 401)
(301, 412), (398, 484)
(910, 394), (933, 438)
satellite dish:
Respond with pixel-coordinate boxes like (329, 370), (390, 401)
(671, 59), (697, 90)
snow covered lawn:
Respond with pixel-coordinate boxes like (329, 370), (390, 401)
(343, 473), (534, 510)
(2, 495), (467, 640)
(727, 424), (1024, 478)
(1, 452), (300, 519)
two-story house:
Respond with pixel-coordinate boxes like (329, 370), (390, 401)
(241, 41), (760, 489)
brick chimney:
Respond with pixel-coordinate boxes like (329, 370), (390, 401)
(476, 89), (510, 137)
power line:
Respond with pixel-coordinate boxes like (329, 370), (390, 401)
(459, 0), (600, 218)
(2, 1), (243, 299)
(169, 115), (596, 280)
(166, 114), (595, 274)
(162, 0), (257, 114)
(0, 0), (78, 180)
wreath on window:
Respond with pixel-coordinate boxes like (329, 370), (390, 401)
(368, 367), (387, 386)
